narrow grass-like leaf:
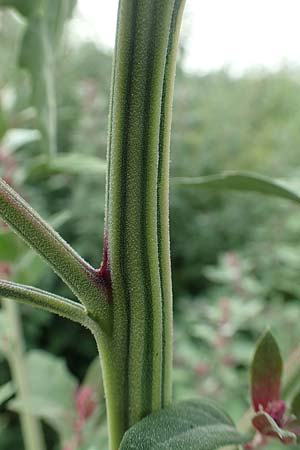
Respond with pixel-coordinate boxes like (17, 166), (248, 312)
(251, 331), (283, 411)
(172, 171), (300, 204)
(119, 399), (249, 450)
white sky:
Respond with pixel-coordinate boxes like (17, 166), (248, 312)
(74, 0), (300, 74)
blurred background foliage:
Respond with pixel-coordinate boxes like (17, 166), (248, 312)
(1, 5), (300, 450)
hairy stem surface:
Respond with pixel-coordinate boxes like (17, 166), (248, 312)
(98, 1), (186, 449)
(0, 280), (92, 327)
(0, 178), (111, 330)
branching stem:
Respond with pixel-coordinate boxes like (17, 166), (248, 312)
(0, 2), (186, 449)
(0, 279), (93, 328)
(0, 178), (111, 331)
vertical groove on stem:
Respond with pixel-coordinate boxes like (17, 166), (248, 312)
(99, 1), (186, 449)
(2, 299), (46, 450)
(108, 0), (174, 424)
(158, 0), (186, 407)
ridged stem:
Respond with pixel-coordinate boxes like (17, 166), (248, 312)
(158, 0), (186, 405)
(0, 280), (93, 327)
(98, 1), (186, 449)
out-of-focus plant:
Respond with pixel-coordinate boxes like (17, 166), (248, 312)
(0, 1), (247, 449)
(0, 0), (77, 154)
(1, 1), (300, 450)
(0, 1), (248, 449)
(0, 94), (46, 450)
(174, 251), (300, 441)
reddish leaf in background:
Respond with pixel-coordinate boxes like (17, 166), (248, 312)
(251, 330), (283, 412)
(247, 330), (300, 447)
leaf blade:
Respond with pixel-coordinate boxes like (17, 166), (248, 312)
(26, 154), (107, 180)
(251, 331), (283, 412)
(172, 171), (300, 205)
(120, 399), (249, 450)
(9, 350), (77, 439)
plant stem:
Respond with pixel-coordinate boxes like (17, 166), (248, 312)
(158, 0), (186, 405)
(2, 299), (46, 450)
(96, 1), (186, 449)
(0, 177), (111, 329)
(0, 279), (93, 327)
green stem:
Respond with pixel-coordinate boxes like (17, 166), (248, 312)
(0, 279), (93, 327)
(2, 299), (46, 450)
(0, 177), (111, 331)
(97, 1), (186, 449)
(158, 0), (186, 405)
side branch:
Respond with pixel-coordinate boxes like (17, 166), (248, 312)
(0, 279), (93, 327)
(0, 178), (111, 330)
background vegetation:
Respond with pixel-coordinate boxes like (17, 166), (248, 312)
(1, 7), (300, 450)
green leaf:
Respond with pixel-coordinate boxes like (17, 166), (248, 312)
(9, 350), (77, 439)
(0, 382), (15, 405)
(291, 391), (300, 418)
(18, 0), (77, 155)
(26, 154), (107, 179)
(251, 330), (283, 411)
(119, 399), (249, 450)
(172, 171), (300, 205)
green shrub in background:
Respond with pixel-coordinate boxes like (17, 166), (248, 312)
(1, 3), (300, 450)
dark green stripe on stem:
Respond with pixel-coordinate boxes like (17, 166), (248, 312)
(98, 1), (186, 449)
(158, 0), (186, 407)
